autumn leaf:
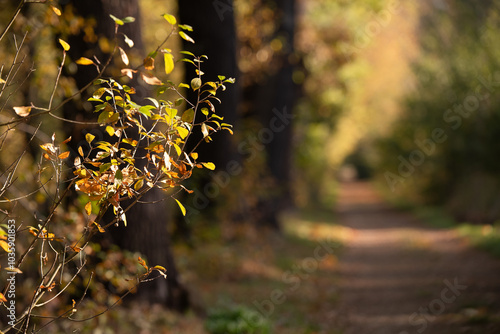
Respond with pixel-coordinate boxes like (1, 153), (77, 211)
(0, 292), (7, 302)
(191, 77), (202, 91)
(0, 240), (10, 253)
(175, 198), (186, 216)
(76, 57), (94, 65)
(119, 47), (129, 65)
(121, 68), (137, 79)
(58, 151), (70, 160)
(163, 13), (177, 25)
(50, 5), (61, 16)
(85, 133), (95, 143)
(164, 52), (174, 74)
(202, 162), (216, 170)
(85, 202), (92, 216)
(59, 38), (70, 51)
(144, 56), (154, 70)
(13, 106), (31, 117)
(141, 73), (163, 85)
(179, 31), (194, 43)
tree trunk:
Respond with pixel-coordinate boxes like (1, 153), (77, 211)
(59, 0), (188, 310)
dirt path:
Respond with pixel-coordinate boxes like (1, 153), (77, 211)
(333, 182), (500, 334)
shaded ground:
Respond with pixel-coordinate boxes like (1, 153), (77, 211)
(334, 181), (500, 334)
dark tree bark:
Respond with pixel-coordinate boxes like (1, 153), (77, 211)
(178, 0), (241, 221)
(59, 0), (188, 310)
(242, 0), (297, 229)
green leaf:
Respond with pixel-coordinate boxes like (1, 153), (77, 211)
(139, 105), (155, 117)
(163, 13), (177, 25)
(109, 14), (124, 25)
(175, 198), (186, 216)
(93, 87), (107, 99)
(115, 169), (123, 180)
(218, 75), (226, 81)
(181, 108), (194, 123)
(100, 162), (112, 173)
(178, 24), (193, 31)
(179, 31), (195, 43)
(180, 50), (195, 57)
(122, 16), (135, 23)
(164, 52), (174, 74)
(191, 77), (202, 91)
(201, 107), (209, 116)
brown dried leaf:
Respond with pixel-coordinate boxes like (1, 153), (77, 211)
(13, 106), (31, 117)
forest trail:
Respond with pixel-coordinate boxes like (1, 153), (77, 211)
(333, 182), (500, 334)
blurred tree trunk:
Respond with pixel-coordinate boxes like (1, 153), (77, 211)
(59, 0), (188, 310)
(242, 0), (297, 229)
(177, 0), (242, 222)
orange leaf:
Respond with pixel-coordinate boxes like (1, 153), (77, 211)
(85, 202), (92, 216)
(0, 292), (7, 302)
(143, 56), (154, 70)
(58, 151), (70, 159)
(0, 240), (10, 253)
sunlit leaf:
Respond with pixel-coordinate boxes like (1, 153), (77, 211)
(202, 162), (216, 170)
(4, 267), (22, 274)
(0, 240), (10, 253)
(85, 202), (92, 216)
(58, 151), (70, 159)
(50, 5), (61, 16)
(93, 87), (106, 99)
(85, 133), (95, 144)
(134, 179), (144, 191)
(105, 126), (115, 136)
(61, 136), (72, 144)
(191, 77), (202, 90)
(0, 292), (7, 302)
(164, 52), (174, 74)
(179, 31), (194, 43)
(93, 222), (105, 233)
(190, 152), (198, 160)
(121, 68), (137, 79)
(175, 198), (186, 216)
(119, 47), (129, 65)
(177, 126), (189, 139)
(178, 83), (189, 89)
(123, 34), (134, 48)
(76, 57), (94, 65)
(109, 14), (124, 25)
(59, 38), (70, 51)
(139, 105), (155, 117)
(163, 13), (177, 25)
(78, 146), (84, 156)
(201, 123), (209, 138)
(141, 73), (163, 85)
(178, 24), (193, 32)
(13, 106), (31, 117)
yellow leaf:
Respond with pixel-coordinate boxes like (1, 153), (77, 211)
(105, 126), (115, 136)
(85, 202), (92, 216)
(93, 222), (105, 233)
(190, 152), (198, 160)
(164, 52), (174, 74)
(0, 240), (10, 253)
(173, 144), (181, 157)
(76, 57), (94, 65)
(5, 267), (22, 274)
(163, 13), (177, 25)
(202, 162), (216, 170)
(119, 47), (129, 65)
(58, 151), (70, 159)
(13, 106), (31, 117)
(78, 146), (84, 156)
(144, 56), (154, 70)
(59, 38), (70, 51)
(85, 133), (95, 143)
(51, 5), (61, 16)
(0, 292), (7, 302)
(175, 198), (186, 216)
(176, 126), (189, 139)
